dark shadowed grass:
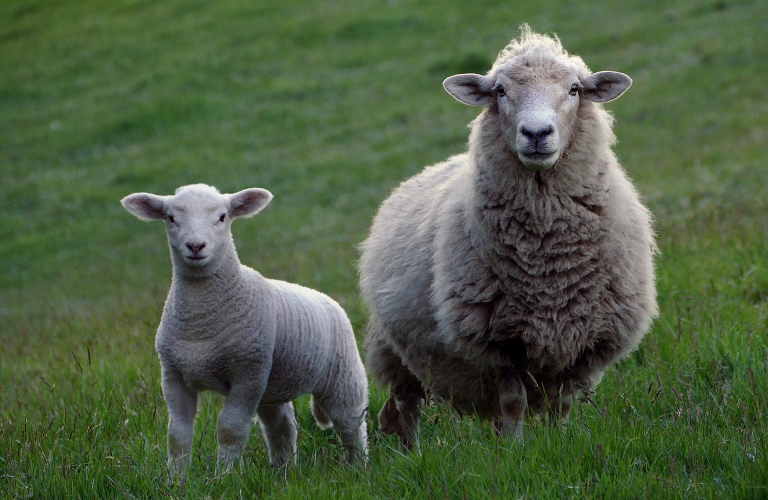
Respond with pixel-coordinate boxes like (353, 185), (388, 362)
(2, 0), (768, 497)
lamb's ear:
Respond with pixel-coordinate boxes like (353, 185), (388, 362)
(229, 188), (273, 218)
(121, 193), (167, 221)
(582, 71), (632, 103)
(443, 74), (496, 106)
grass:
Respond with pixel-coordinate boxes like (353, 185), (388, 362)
(1, 0), (767, 497)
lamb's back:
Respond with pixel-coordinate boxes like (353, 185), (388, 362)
(260, 278), (355, 404)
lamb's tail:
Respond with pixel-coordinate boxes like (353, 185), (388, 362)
(311, 395), (333, 430)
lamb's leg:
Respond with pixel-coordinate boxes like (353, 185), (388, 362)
(498, 369), (527, 442)
(216, 385), (262, 473)
(312, 392), (369, 464)
(256, 402), (298, 467)
(326, 410), (368, 464)
(162, 368), (198, 482)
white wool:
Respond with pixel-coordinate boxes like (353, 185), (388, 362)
(121, 184), (367, 479)
(359, 26), (657, 447)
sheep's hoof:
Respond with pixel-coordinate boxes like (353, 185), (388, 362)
(492, 417), (525, 443)
(492, 418), (503, 435)
(378, 396), (405, 438)
(399, 434), (417, 452)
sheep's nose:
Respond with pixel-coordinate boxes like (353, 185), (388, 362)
(520, 125), (554, 143)
(186, 242), (206, 254)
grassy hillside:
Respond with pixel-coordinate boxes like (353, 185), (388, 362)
(1, 0), (767, 497)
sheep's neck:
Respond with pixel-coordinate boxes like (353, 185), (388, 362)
(455, 112), (617, 364)
(466, 109), (611, 276)
(167, 247), (251, 329)
(469, 108), (609, 206)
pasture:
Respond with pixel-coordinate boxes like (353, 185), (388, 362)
(1, 0), (767, 497)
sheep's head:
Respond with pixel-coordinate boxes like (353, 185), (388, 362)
(121, 184), (272, 276)
(443, 34), (631, 171)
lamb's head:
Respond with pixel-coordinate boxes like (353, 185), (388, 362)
(121, 184), (272, 277)
(443, 27), (632, 171)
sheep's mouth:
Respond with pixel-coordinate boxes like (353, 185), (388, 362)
(184, 255), (209, 266)
(519, 151), (559, 170)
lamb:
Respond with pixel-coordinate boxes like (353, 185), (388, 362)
(359, 26), (657, 449)
(121, 184), (368, 479)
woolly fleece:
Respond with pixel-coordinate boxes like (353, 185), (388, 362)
(122, 184), (368, 478)
(359, 27), (657, 448)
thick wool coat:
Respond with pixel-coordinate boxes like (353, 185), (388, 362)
(360, 33), (657, 420)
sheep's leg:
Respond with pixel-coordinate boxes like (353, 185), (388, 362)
(548, 382), (574, 429)
(216, 385), (262, 473)
(367, 338), (424, 451)
(256, 402), (298, 468)
(162, 368), (198, 482)
(379, 380), (423, 452)
(377, 396), (402, 437)
(498, 370), (527, 442)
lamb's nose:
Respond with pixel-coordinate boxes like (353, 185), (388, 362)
(520, 125), (554, 143)
(186, 242), (206, 254)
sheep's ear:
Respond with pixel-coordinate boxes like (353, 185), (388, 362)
(582, 71), (632, 103)
(229, 188), (273, 218)
(121, 193), (167, 221)
(443, 73), (496, 106)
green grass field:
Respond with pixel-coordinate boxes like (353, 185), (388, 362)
(2, 0), (767, 497)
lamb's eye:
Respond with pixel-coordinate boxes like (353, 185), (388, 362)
(569, 84), (580, 96)
(496, 86), (506, 97)
(219, 214), (226, 222)
(168, 215), (175, 223)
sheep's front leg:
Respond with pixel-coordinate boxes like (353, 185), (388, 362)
(216, 385), (262, 473)
(162, 368), (198, 482)
(379, 380), (423, 451)
(497, 369), (527, 442)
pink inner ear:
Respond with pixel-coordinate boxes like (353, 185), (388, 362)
(122, 194), (165, 220)
(231, 189), (272, 217)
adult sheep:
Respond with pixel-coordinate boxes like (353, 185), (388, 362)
(359, 26), (657, 449)
(121, 184), (368, 479)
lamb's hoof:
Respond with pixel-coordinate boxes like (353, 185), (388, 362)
(168, 469), (187, 488)
(378, 396), (405, 438)
(216, 448), (243, 476)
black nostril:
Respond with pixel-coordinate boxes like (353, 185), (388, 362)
(521, 125), (554, 142)
(521, 126), (535, 139)
(186, 242), (206, 254)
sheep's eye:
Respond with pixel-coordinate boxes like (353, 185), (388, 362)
(569, 84), (580, 96)
(219, 214), (226, 222)
(168, 215), (175, 223)
(496, 85), (506, 97)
